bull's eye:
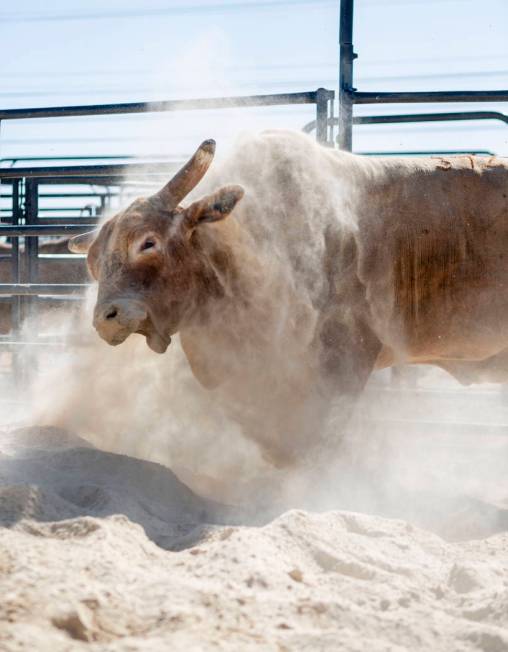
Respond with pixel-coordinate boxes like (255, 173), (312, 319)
(140, 239), (155, 252)
(130, 235), (160, 262)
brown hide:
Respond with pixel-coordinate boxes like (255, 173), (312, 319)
(0, 238), (89, 333)
(354, 155), (508, 380)
(72, 132), (508, 464)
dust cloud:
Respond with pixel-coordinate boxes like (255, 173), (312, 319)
(1, 45), (507, 544)
(2, 118), (508, 652)
(16, 129), (508, 544)
(2, 25), (508, 652)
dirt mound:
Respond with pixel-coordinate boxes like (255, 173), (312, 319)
(1, 426), (508, 651)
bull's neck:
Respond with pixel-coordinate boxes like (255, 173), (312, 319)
(184, 218), (260, 329)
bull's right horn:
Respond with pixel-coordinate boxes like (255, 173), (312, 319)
(153, 139), (216, 208)
(68, 230), (96, 253)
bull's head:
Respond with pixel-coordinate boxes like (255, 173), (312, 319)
(69, 140), (244, 353)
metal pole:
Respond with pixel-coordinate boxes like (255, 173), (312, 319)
(0, 225), (96, 237)
(11, 181), (22, 332)
(0, 91), (330, 121)
(338, 0), (356, 151)
(25, 179), (39, 284)
(23, 179), (39, 381)
(11, 181), (20, 283)
(0, 284), (89, 295)
(11, 181), (22, 386)
(315, 87), (330, 144)
(353, 90), (508, 104)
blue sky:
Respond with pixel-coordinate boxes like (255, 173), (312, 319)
(0, 0), (507, 160)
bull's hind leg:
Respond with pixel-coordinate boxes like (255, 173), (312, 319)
(307, 312), (382, 464)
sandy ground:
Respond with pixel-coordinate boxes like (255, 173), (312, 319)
(1, 426), (507, 652)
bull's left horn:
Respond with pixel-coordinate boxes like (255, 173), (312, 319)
(153, 139), (216, 208)
(68, 230), (96, 253)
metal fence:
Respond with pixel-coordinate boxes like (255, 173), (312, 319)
(0, 88), (335, 360)
(1, 0), (508, 368)
(337, 0), (508, 152)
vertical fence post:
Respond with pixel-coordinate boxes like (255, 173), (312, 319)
(338, 0), (356, 151)
(11, 180), (22, 387)
(11, 181), (21, 287)
(99, 194), (106, 217)
(25, 179), (39, 284)
(23, 178), (40, 382)
(328, 95), (335, 144)
(316, 87), (330, 145)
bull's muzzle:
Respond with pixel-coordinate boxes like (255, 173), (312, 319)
(93, 299), (147, 346)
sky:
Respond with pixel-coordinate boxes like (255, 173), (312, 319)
(0, 0), (507, 162)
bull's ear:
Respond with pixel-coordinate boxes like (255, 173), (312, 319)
(183, 185), (244, 229)
(68, 230), (96, 253)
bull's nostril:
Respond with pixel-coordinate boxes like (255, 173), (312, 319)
(105, 307), (118, 320)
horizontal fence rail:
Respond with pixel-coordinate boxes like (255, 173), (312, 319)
(0, 225), (96, 236)
(0, 284), (89, 296)
(351, 90), (508, 105)
(0, 89), (334, 121)
(303, 111), (508, 145)
(356, 150), (496, 156)
(354, 110), (508, 126)
(0, 162), (179, 180)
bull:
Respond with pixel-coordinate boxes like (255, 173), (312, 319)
(69, 131), (508, 465)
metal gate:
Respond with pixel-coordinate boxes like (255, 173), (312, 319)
(0, 89), (335, 362)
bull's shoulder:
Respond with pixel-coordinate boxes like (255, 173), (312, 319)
(180, 331), (224, 390)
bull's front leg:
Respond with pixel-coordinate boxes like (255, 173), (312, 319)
(250, 312), (381, 470)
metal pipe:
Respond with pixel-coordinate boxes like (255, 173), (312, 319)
(23, 180), (40, 354)
(352, 90), (508, 105)
(24, 180), (39, 284)
(1, 192), (116, 198)
(302, 110), (508, 135)
(355, 110), (508, 125)
(10, 181), (20, 283)
(0, 90), (334, 121)
(27, 219), (99, 226)
(315, 88), (330, 144)
(358, 149), (496, 156)
(0, 207), (99, 213)
(0, 225), (96, 236)
(0, 161), (178, 180)
(37, 192), (118, 198)
(0, 176), (159, 186)
(10, 181), (22, 353)
(338, 0), (355, 151)
(0, 284), (89, 296)
(1, 155), (135, 163)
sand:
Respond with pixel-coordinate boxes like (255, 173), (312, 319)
(0, 426), (507, 652)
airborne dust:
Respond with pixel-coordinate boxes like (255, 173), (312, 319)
(3, 38), (508, 542)
(20, 129), (508, 543)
